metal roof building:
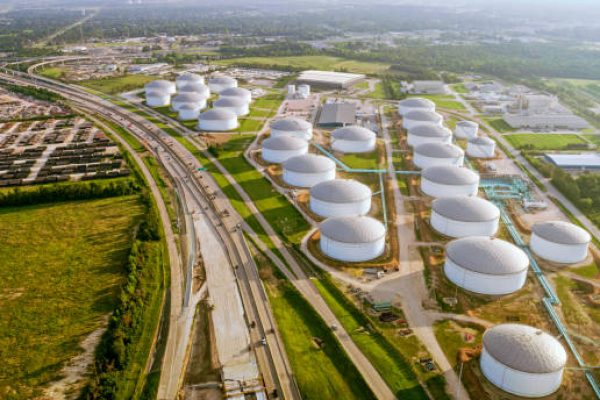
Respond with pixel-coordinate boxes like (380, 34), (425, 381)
(297, 70), (365, 89)
(504, 114), (590, 130)
(318, 103), (356, 128)
(544, 153), (600, 170)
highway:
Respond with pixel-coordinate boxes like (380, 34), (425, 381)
(0, 70), (297, 399)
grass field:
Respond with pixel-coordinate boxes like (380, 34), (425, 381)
(366, 82), (386, 99)
(433, 320), (483, 369)
(0, 196), (144, 398)
(38, 66), (65, 80)
(215, 55), (390, 74)
(504, 133), (588, 150)
(483, 117), (514, 133)
(79, 74), (156, 95)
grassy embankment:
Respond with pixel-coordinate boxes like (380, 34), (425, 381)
(79, 74), (157, 95)
(504, 133), (589, 150)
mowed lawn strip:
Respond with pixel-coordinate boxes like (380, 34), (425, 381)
(0, 196), (144, 396)
(504, 133), (588, 150)
(215, 55), (389, 74)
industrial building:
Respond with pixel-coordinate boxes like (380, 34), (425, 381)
(430, 196), (500, 238)
(208, 75), (238, 93)
(176, 73), (204, 89)
(219, 87), (252, 103)
(402, 110), (443, 130)
(530, 221), (591, 264)
(413, 142), (464, 169)
(282, 154), (336, 187)
(467, 136), (496, 158)
(319, 216), (385, 262)
(180, 83), (210, 98)
(270, 118), (313, 140)
(197, 108), (238, 131)
(444, 237), (529, 295)
(178, 104), (202, 121)
(261, 135), (308, 164)
(297, 70), (365, 89)
(318, 103), (356, 128)
(310, 179), (372, 218)
(454, 121), (479, 139)
(503, 114), (590, 130)
(544, 153), (600, 170)
(420, 165), (479, 198)
(171, 92), (206, 112)
(144, 79), (176, 95)
(481, 324), (567, 397)
(398, 98), (436, 116)
(213, 97), (249, 117)
(406, 80), (449, 95)
(407, 125), (452, 147)
(331, 126), (376, 153)
(145, 90), (170, 107)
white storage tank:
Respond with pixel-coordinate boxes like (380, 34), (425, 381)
(402, 110), (444, 130)
(398, 97), (436, 116)
(178, 104), (202, 121)
(282, 154), (336, 187)
(287, 84), (296, 95)
(144, 80), (176, 95)
(444, 236), (529, 295)
(467, 136), (496, 158)
(220, 87), (252, 103)
(454, 121), (479, 139)
(197, 108), (238, 131)
(530, 221), (591, 264)
(208, 75), (237, 93)
(261, 135), (308, 164)
(413, 142), (464, 169)
(481, 324), (567, 397)
(145, 91), (170, 107)
(179, 83), (210, 98)
(407, 125), (452, 147)
(298, 84), (310, 98)
(176, 73), (204, 89)
(310, 179), (372, 218)
(320, 216), (386, 262)
(270, 118), (313, 140)
(213, 97), (249, 117)
(421, 165), (479, 198)
(331, 125), (376, 153)
(431, 196), (500, 238)
(171, 92), (207, 112)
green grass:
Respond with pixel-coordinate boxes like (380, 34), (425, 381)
(571, 263), (599, 279)
(0, 196), (144, 399)
(483, 117), (514, 133)
(237, 118), (265, 133)
(79, 74), (156, 95)
(353, 81), (370, 90)
(433, 320), (483, 369)
(38, 66), (65, 80)
(253, 98), (282, 109)
(431, 99), (466, 111)
(313, 276), (430, 399)
(215, 55), (390, 74)
(339, 151), (382, 170)
(583, 134), (600, 146)
(504, 133), (588, 150)
(450, 83), (468, 94)
(366, 82), (386, 99)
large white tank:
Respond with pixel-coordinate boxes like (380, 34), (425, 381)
(287, 84), (296, 95)
(213, 97), (249, 116)
(298, 84), (310, 98)
(402, 110), (443, 130)
(467, 136), (496, 158)
(331, 125), (376, 153)
(220, 87), (252, 103)
(270, 118), (313, 140)
(144, 80), (176, 95)
(208, 75), (238, 93)
(261, 135), (308, 164)
(421, 165), (479, 198)
(413, 142), (464, 169)
(310, 179), (372, 218)
(145, 91), (170, 107)
(481, 324), (567, 397)
(530, 221), (591, 264)
(282, 154), (336, 187)
(398, 97), (436, 116)
(431, 196), (500, 238)
(407, 125), (453, 147)
(454, 121), (479, 139)
(171, 92), (207, 112)
(320, 216), (386, 262)
(178, 104), (202, 121)
(179, 83), (210, 98)
(197, 108), (238, 131)
(444, 236), (529, 295)
(176, 73), (204, 90)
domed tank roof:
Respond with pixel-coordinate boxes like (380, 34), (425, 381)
(209, 75), (237, 85)
(172, 92), (205, 103)
(179, 103), (201, 110)
(404, 110), (442, 122)
(283, 154), (335, 173)
(432, 196), (500, 222)
(271, 117), (312, 131)
(199, 108), (237, 120)
(446, 236), (529, 275)
(469, 136), (495, 146)
(177, 73), (203, 82)
(332, 126), (376, 142)
(214, 97), (247, 107)
(415, 142), (464, 158)
(262, 135), (308, 151)
(311, 179), (372, 204)
(220, 87), (251, 98)
(422, 165), (479, 185)
(145, 80), (173, 91)
(409, 125), (452, 138)
(321, 216), (385, 243)
(179, 83), (209, 95)
(457, 120), (478, 128)
(399, 98), (435, 108)
(146, 90), (169, 98)
(483, 324), (567, 373)
(532, 221), (591, 245)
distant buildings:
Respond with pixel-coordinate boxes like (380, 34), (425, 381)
(404, 80), (448, 95)
(504, 114), (589, 130)
(544, 153), (600, 170)
(297, 70), (365, 89)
